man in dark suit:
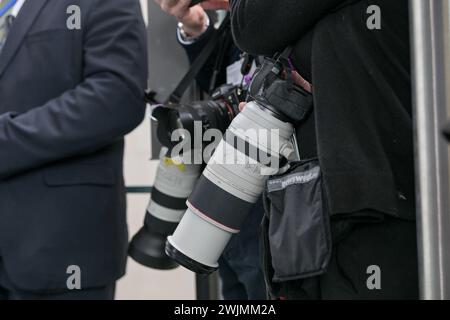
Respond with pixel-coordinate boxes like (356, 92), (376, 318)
(0, 0), (148, 299)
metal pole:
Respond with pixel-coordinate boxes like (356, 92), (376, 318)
(410, 0), (450, 300)
(196, 273), (220, 300)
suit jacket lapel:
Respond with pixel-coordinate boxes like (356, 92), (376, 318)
(0, 0), (49, 77)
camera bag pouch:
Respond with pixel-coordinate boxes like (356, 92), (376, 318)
(262, 159), (332, 284)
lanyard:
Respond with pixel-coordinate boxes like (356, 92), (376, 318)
(0, 0), (17, 18)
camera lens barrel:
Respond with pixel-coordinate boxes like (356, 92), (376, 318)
(166, 101), (295, 273)
(129, 148), (202, 270)
(149, 150), (202, 223)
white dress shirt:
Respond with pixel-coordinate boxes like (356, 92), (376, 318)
(11, 0), (25, 18)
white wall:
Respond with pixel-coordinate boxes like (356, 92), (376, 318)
(115, 0), (196, 300)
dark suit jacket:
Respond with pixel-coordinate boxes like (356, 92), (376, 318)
(231, 0), (414, 220)
(0, 0), (148, 290)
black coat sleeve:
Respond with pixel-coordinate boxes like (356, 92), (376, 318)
(0, 0), (148, 179)
(179, 24), (221, 92)
(180, 24), (240, 92)
(230, 0), (350, 55)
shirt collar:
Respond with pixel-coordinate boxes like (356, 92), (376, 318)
(11, 0), (25, 18)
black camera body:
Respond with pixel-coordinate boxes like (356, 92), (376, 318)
(189, 0), (205, 7)
(153, 84), (242, 150)
(249, 57), (313, 124)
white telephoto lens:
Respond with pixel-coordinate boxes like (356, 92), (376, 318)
(166, 101), (295, 274)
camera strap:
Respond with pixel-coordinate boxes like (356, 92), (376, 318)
(208, 26), (231, 93)
(279, 47), (294, 61)
(165, 14), (231, 104)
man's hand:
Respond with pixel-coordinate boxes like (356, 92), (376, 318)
(154, 0), (208, 37)
(292, 71), (313, 93)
